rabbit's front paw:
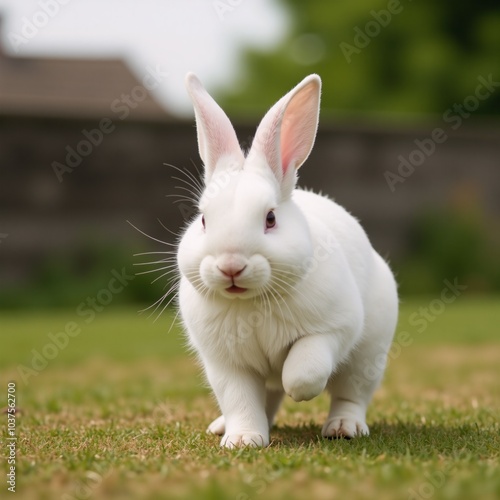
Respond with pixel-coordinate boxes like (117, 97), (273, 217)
(221, 432), (269, 448)
(207, 415), (225, 435)
(321, 417), (369, 439)
(282, 371), (327, 402)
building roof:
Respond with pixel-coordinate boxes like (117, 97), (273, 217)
(0, 23), (170, 121)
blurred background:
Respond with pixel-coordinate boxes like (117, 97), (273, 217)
(1, 0), (500, 310)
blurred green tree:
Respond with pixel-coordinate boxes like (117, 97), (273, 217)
(221, 0), (500, 119)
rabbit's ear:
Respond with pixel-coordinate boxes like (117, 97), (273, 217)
(185, 73), (244, 183)
(248, 74), (321, 196)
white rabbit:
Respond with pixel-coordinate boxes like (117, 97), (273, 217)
(177, 72), (398, 448)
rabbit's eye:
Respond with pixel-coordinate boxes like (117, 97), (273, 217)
(201, 215), (205, 229)
(266, 210), (276, 229)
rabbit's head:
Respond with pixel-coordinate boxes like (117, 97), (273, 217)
(178, 73), (321, 300)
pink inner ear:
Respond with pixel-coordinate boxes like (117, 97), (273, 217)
(280, 115), (296, 175)
(261, 110), (285, 179)
(248, 74), (320, 187)
(186, 73), (243, 177)
(197, 99), (240, 171)
(279, 85), (319, 176)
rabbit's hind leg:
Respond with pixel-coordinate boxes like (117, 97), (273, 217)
(322, 336), (383, 438)
(322, 256), (398, 439)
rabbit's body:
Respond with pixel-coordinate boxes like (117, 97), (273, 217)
(181, 187), (393, 374)
(178, 73), (398, 448)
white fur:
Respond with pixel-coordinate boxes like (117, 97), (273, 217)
(178, 73), (398, 448)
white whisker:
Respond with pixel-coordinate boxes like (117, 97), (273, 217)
(167, 195), (198, 204)
(167, 163), (204, 194)
(268, 278), (296, 323)
(133, 251), (175, 257)
(172, 184), (202, 198)
(271, 273), (322, 318)
(157, 218), (183, 239)
(134, 265), (175, 276)
(153, 292), (179, 323)
(167, 305), (182, 334)
(265, 285), (287, 328)
(151, 270), (176, 284)
(133, 259), (175, 266)
(127, 220), (175, 247)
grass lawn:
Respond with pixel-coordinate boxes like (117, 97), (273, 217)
(1, 296), (499, 500)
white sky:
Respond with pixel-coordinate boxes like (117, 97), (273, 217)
(0, 0), (289, 116)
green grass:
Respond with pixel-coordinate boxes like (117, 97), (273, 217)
(1, 297), (499, 500)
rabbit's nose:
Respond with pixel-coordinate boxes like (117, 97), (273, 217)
(216, 253), (247, 278)
(218, 264), (246, 278)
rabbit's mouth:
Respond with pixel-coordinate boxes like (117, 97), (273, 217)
(226, 285), (248, 294)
